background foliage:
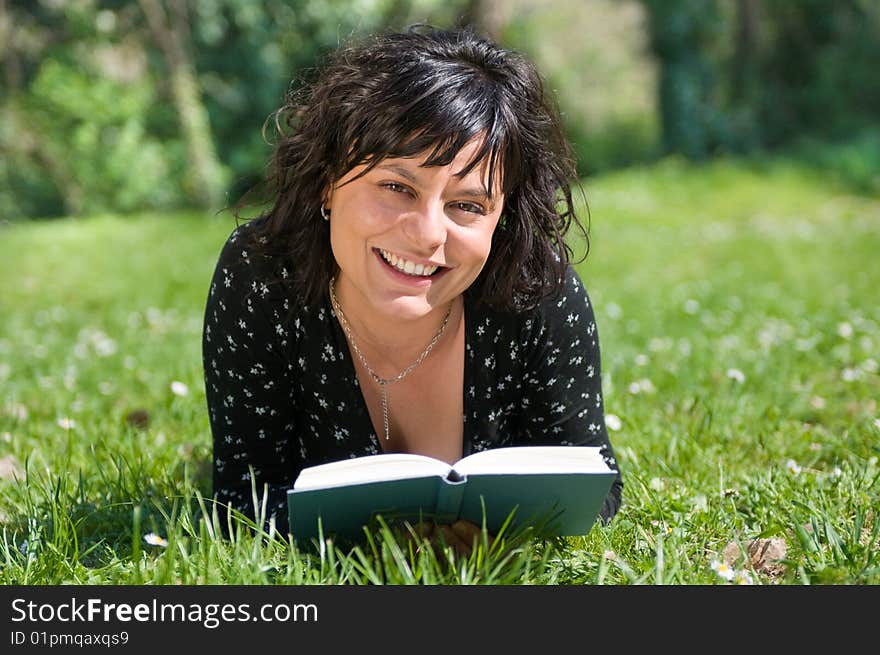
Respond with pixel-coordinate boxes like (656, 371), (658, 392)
(2, 0), (878, 220)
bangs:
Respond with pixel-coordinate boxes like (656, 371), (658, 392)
(337, 61), (521, 198)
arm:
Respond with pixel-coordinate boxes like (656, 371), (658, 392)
(515, 266), (623, 522)
(202, 222), (299, 532)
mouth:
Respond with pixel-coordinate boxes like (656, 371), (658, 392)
(374, 248), (446, 278)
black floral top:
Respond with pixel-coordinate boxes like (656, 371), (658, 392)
(203, 218), (623, 532)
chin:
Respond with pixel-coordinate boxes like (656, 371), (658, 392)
(383, 296), (438, 321)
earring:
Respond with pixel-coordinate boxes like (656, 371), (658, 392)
(320, 204), (330, 221)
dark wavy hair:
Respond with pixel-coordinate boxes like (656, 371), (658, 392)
(238, 24), (588, 311)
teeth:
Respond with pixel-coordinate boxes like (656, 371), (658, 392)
(379, 249), (438, 277)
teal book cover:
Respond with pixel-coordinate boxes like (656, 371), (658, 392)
(287, 446), (616, 543)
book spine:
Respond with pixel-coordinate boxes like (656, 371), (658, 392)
(434, 476), (467, 523)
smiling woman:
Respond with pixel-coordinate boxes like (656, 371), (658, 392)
(202, 24), (623, 550)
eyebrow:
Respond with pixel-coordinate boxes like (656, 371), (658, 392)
(376, 163), (496, 203)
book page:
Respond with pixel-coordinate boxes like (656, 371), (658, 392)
(293, 453), (452, 491)
(453, 446), (612, 477)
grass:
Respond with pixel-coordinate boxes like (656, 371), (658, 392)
(1, 154), (878, 585)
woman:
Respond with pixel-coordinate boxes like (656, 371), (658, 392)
(202, 25), (623, 547)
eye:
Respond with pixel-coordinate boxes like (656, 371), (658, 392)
(381, 181), (412, 195)
(451, 201), (487, 215)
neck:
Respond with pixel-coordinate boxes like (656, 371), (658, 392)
(330, 276), (458, 375)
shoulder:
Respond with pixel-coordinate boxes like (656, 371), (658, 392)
(467, 266), (597, 348)
(207, 219), (310, 338)
(539, 265), (593, 311)
(214, 217), (269, 269)
(535, 266), (599, 345)
(213, 217), (297, 293)
(503, 265), (595, 328)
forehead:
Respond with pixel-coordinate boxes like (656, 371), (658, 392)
(371, 137), (504, 193)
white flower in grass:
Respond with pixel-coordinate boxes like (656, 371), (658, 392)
(726, 368), (745, 384)
(144, 533), (168, 547)
(733, 570), (753, 585)
(605, 413), (622, 431)
(874, 418), (880, 430)
(11, 403), (28, 421)
(841, 368), (859, 382)
(684, 299), (700, 314)
(785, 459), (802, 475)
(711, 560), (735, 581)
(57, 417), (76, 430)
(628, 378), (656, 394)
(170, 381), (189, 396)
(837, 322), (853, 339)
(94, 337), (117, 357)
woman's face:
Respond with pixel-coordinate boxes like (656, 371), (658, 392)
(327, 138), (504, 323)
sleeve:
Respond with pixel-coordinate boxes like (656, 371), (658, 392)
(515, 266), (623, 522)
(202, 223), (298, 532)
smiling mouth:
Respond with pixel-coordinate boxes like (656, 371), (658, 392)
(376, 248), (444, 277)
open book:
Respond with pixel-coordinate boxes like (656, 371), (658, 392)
(287, 446), (617, 543)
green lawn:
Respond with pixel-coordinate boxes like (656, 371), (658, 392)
(1, 154), (878, 584)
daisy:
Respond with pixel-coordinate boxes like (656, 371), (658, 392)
(785, 459), (802, 475)
(144, 533), (168, 547)
(628, 378), (656, 394)
(733, 570), (754, 585)
(726, 368), (745, 384)
(841, 368), (859, 382)
(170, 381), (189, 396)
(711, 560), (735, 582)
(605, 414), (622, 431)
(57, 417), (76, 430)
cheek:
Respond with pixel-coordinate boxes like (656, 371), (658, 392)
(458, 223), (499, 264)
(341, 193), (401, 234)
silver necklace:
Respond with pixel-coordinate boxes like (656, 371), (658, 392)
(329, 277), (452, 441)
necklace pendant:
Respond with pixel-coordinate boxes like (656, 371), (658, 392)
(380, 384), (390, 441)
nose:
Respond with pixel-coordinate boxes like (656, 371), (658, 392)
(402, 200), (447, 252)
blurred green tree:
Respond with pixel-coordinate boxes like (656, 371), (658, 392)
(639, 0), (880, 161)
(1, 0), (188, 218)
(641, 0), (731, 159)
(138, 0), (228, 210)
(4, 0), (877, 219)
